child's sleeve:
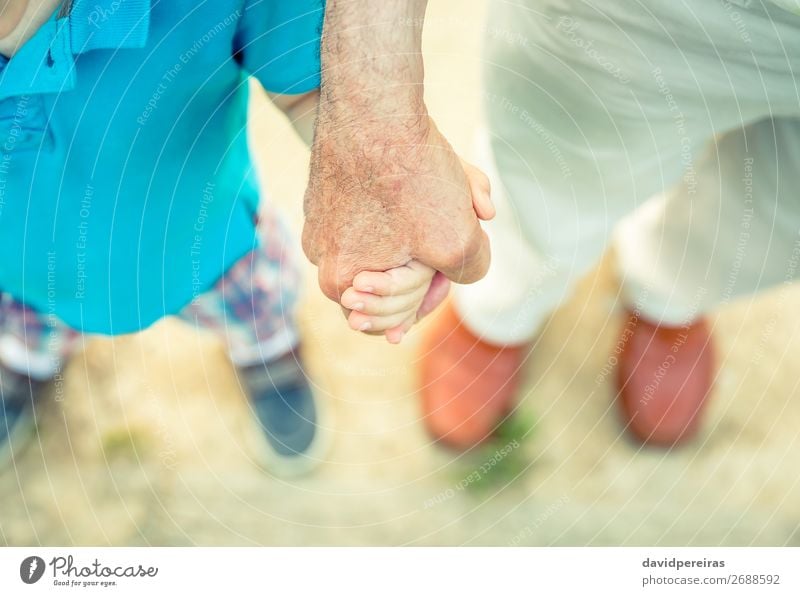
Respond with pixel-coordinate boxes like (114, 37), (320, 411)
(234, 0), (324, 95)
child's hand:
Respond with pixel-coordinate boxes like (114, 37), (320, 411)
(337, 158), (490, 344)
(341, 261), (446, 344)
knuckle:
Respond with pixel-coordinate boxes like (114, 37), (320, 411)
(317, 270), (341, 302)
(301, 227), (318, 263)
(461, 226), (485, 257)
(436, 226), (488, 280)
(318, 257), (359, 302)
(439, 245), (468, 274)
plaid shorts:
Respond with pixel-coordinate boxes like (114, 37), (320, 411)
(0, 210), (301, 380)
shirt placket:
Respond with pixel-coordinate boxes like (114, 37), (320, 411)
(0, 14), (75, 152)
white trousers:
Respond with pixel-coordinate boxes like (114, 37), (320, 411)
(455, 0), (800, 344)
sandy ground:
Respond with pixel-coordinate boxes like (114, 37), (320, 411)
(2, 1), (800, 546)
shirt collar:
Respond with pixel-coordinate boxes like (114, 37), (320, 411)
(0, 0), (151, 101)
(69, 0), (151, 54)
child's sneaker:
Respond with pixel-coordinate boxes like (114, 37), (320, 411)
(237, 348), (328, 477)
(0, 365), (46, 469)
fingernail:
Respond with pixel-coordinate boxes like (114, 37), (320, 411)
(362, 286), (375, 293)
(359, 321), (372, 331)
(351, 302), (365, 311)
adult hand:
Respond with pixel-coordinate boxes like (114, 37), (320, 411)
(303, 114), (494, 309)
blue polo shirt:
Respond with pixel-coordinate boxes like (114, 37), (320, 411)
(0, 0), (322, 334)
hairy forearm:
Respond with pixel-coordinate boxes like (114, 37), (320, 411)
(318, 0), (430, 136)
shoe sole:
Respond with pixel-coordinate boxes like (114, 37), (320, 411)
(242, 389), (334, 479)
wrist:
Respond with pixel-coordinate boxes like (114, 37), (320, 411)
(315, 107), (432, 174)
(317, 93), (429, 148)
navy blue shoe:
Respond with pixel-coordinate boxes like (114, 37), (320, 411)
(0, 366), (46, 468)
(238, 349), (327, 476)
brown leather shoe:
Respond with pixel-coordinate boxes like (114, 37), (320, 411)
(419, 303), (528, 450)
(616, 309), (714, 447)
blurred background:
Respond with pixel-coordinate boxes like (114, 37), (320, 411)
(3, 0), (800, 546)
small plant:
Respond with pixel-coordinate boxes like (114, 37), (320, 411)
(460, 410), (538, 495)
(100, 428), (148, 461)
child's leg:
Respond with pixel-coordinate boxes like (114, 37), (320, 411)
(0, 292), (80, 381)
(177, 213), (301, 365)
(177, 211), (322, 474)
(0, 293), (81, 463)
